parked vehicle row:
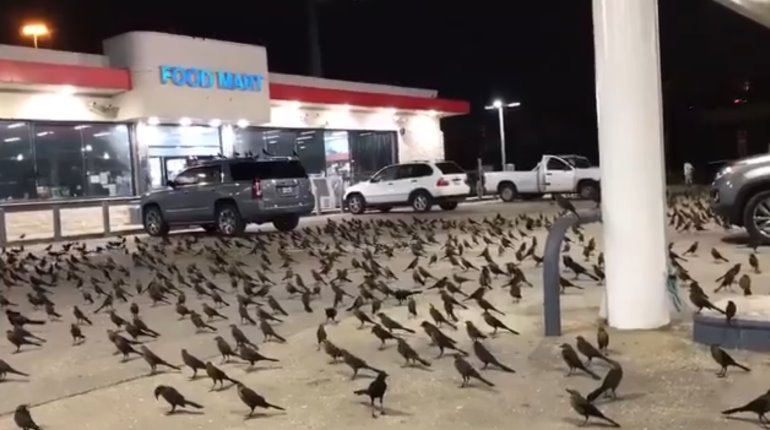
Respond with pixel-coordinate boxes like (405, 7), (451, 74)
(139, 154), (600, 237)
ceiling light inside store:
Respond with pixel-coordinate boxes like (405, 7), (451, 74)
(36, 131), (53, 137)
(4, 137), (21, 142)
(147, 117), (160, 126)
(179, 117), (192, 127)
(93, 132), (110, 137)
(7, 122), (25, 129)
(103, 152), (110, 160)
(73, 125), (90, 130)
(84, 144), (93, 152)
(209, 119), (222, 127)
(16, 154), (23, 161)
(236, 119), (249, 128)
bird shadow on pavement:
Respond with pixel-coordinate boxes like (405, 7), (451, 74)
(166, 410), (205, 416)
(400, 364), (433, 372)
(592, 392), (646, 405)
(355, 401), (413, 417)
(0, 377), (30, 383)
(721, 416), (766, 427)
(561, 417), (622, 428)
(243, 365), (283, 373)
(238, 411), (287, 420)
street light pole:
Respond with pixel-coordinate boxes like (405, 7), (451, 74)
(21, 23), (50, 49)
(496, 106), (506, 169)
(485, 100), (521, 170)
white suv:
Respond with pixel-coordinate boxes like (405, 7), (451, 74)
(344, 161), (470, 214)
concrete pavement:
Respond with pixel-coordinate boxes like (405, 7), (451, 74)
(0, 199), (767, 430)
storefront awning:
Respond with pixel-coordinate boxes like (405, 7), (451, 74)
(0, 59), (132, 94)
(0, 58), (469, 116)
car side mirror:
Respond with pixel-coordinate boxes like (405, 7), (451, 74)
(370, 177), (379, 183)
(166, 180), (176, 188)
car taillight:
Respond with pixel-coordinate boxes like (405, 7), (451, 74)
(436, 177), (450, 187)
(252, 179), (263, 199)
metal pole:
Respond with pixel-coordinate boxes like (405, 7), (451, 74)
(0, 208), (6, 247)
(307, 0), (323, 76)
(497, 107), (507, 170)
(102, 201), (112, 234)
(52, 207), (62, 241)
(543, 208), (602, 336)
(33, 35), (38, 49)
(476, 157), (484, 199)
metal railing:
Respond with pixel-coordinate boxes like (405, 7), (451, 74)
(0, 197), (140, 246)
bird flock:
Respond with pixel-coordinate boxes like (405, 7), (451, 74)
(1, 190), (769, 429)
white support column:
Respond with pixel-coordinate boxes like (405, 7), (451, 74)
(593, 0), (670, 329)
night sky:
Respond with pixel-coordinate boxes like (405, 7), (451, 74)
(2, 0), (770, 175)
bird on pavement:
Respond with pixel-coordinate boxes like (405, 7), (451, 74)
(565, 389), (620, 427)
(153, 385), (203, 414)
(354, 371), (388, 418)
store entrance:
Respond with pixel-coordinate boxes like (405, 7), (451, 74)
(148, 156), (217, 188)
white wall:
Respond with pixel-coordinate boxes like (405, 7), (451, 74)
(265, 104), (444, 161)
(0, 92), (111, 122)
(102, 32), (270, 125)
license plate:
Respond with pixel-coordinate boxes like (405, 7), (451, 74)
(279, 186), (295, 195)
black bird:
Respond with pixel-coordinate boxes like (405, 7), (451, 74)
(70, 323), (86, 345)
(472, 341), (515, 372)
(576, 336), (611, 365)
(236, 381), (285, 417)
(238, 345), (279, 367)
(710, 344), (750, 377)
(14, 404), (40, 430)
(560, 344), (600, 380)
(354, 371), (388, 418)
(566, 389), (620, 427)
(482, 311), (519, 335)
(453, 354), (494, 387)
(181, 349), (207, 379)
(140, 345), (181, 374)
(722, 389), (770, 425)
(153, 385), (203, 414)
(205, 361), (238, 391)
(0, 359), (29, 380)
(396, 338), (430, 367)
(586, 360), (623, 402)
(555, 194), (580, 219)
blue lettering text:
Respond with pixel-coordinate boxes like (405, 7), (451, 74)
(159, 66), (264, 92)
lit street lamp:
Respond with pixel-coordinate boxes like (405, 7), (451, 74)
(484, 99), (521, 170)
(21, 23), (50, 49)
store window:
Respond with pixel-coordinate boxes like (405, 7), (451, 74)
(141, 124), (221, 188)
(349, 131), (398, 183)
(0, 121), (36, 200)
(233, 127), (326, 175)
(324, 130), (350, 178)
(0, 120), (133, 202)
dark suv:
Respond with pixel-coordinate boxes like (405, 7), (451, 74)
(140, 157), (315, 236)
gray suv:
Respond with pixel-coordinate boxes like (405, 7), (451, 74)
(711, 154), (770, 243)
(140, 157), (315, 236)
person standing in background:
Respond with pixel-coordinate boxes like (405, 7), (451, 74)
(683, 161), (694, 185)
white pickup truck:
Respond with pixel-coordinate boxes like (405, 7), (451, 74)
(484, 154), (600, 202)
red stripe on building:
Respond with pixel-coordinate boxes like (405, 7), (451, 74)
(269, 83), (470, 114)
(0, 59), (469, 114)
(0, 59), (132, 90)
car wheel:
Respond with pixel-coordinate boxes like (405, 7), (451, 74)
(273, 215), (300, 232)
(346, 194), (366, 215)
(439, 202), (458, 211)
(411, 191), (433, 213)
(143, 205), (169, 237)
(578, 182), (599, 200)
(201, 224), (217, 234)
(499, 183), (517, 202)
(379, 207), (393, 213)
(744, 190), (770, 244)
(215, 203), (245, 236)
